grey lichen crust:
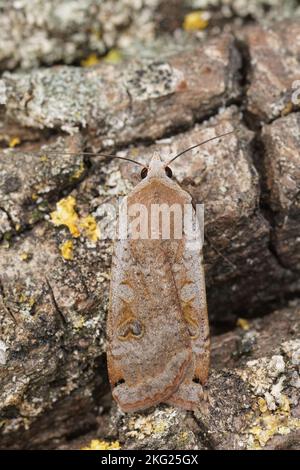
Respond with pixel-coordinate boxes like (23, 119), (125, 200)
(0, 0), (161, 70)
(0, 135), (86, 236)
(189, 0), (300, 22)
(2, 33), (241, 143)
(0, 0), (299, 72)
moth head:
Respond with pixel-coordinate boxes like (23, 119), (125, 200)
(140, 130), (234, 181)
(140, 152), (173, 180)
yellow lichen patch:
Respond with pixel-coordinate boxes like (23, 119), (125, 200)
(280, 394), (290, 413)
(247, 396), (300, 449)
(60, 240), (74, 260)
(9, 137), (21, 148)
(31, 193), (38, 201)
(81, 439), (121, 450)
(19, 252), (31, 262)
(19, 293), (35, 308)
(72, 161), (85, 180)
(50, 196), (80, 238)
(79, 215), (100, 242)
(178, 431), (189, 444)
(281, 101), (293, 117)
(258, 397), (268, 413)
(248, 412), (300, 449)
(152, 420), (167, 434)
(40, 155), (49, 162)
(183, 11), (209, 31)
(73, 315), (85, 329)
(15, 223), (21, 231)
(104, 48), (122, 64)
(130, 148), (140, 157)
(237, 318), (250, 331)
(127, 414), (168, 440)
(51, 196), (100, 248)
(81, 53), (100, 67)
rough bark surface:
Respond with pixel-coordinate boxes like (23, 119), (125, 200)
(0, 0), (165, 70)
(101, 303), (300, 451)
(2, 34), (241, 143)
(0, 11), (300, 450)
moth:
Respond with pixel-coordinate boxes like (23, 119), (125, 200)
(107, 131), (233, 412)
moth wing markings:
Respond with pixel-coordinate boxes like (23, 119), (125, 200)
(107, 237), (137, 388)
(181, 246), (210, 384)
(113, 348), (192, 412)
(108, 237), (192, 413)
(165, 219), (210, 410)
(108, 178), (208, 412)
(165, 360), (204, 411)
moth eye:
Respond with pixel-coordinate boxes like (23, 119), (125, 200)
(114, 378), (125, 388)
(141, 167), (148, 179)
(165, 166), (173, 178)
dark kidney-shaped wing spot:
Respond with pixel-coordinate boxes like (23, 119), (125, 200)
(117, 318), (144, 341)
(114, 378), (125, 388)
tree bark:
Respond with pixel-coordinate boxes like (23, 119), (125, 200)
(0, 17), (300, 449)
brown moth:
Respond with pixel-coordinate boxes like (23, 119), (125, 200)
(107, 132), (233, 412)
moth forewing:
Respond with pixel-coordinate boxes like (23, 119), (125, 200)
(166, 199), (210, 409)
(107, 180), (192, 412)
(107, 153), (209, 412)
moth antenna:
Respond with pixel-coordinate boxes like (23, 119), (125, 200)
(87, 153), (145, 168)
(166, 130), (235, 165)
(205, 234), (237, 270)
(4, 149), (145, 168)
